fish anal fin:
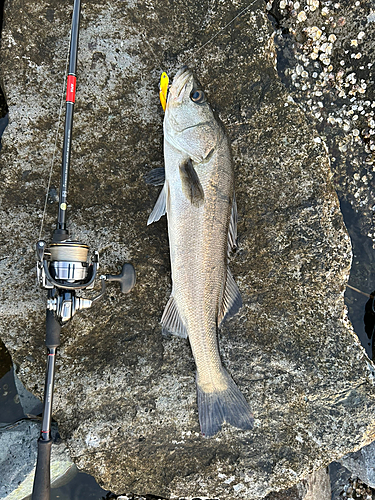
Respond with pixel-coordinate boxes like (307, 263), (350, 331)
(147, 184), (167, 225)
(228, 193), (238, 256)
(179, 158), (204, 208)
(144, 167), (165, 186)
(218, 267), (242, 327)
(197, 370), (254, 438)
(161, 295), (188, 338)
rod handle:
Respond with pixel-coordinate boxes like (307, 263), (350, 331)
(32, 438), (52, 500)
(46, 310), (61, 348)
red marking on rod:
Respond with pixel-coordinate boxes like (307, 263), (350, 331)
(66, 74), (77, 103)
(48, 353), (55, 357)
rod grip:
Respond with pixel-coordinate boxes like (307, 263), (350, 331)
(32, 438), (52, 500)
(46, 310), (61, 348)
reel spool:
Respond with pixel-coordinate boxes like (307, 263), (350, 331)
(49, 241), (89, 282)
(36, 239), (98, 290)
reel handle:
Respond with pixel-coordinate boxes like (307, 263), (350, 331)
(106, 263), (136, 293)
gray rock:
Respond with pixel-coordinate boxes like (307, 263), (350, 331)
(271, 0), (375, 242)
(0, 368), (24, 424)
(12, 365), (43, 417)
(270, 0), (375, 359)
(329, 462), (352, 500)
(0, 0), (375, 499)
(339, 440), (375, 489)
(298, 468), (331, 500)
(264, 485), (302, 500)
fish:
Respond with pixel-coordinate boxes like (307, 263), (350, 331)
(146, 66), (254, 437)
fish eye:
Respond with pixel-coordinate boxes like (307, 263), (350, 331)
(190, 89), (206, 104)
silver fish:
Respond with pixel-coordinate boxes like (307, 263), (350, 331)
(147, 66), (254, 437)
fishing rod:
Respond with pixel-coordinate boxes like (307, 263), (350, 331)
(32, 1), (135, 498)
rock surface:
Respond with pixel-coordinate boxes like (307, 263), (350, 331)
(270, 0), (375, 369)
(300, 468), (331, 500)
(265, 468), (331, 500)
(329, 462), (352, 500)
(339, 440), (375, 490)
(269, 0), (375, 243)
(0, 0), (375, 498)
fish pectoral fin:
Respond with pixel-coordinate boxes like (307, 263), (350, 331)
(227, 193), (238, 256)
(147, 184), (167, 225)
(144, 167), (165, 186)
(161, 295), (188, 338)
(179, 158), (204, 208)
(218, 268), (242, 327)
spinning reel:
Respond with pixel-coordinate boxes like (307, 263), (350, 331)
(36, 238), (135, 323)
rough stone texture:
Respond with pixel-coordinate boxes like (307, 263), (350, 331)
(299, 468), (331, 500)
(267, 0), (375, 358)
(264, 485), (302, 500)
(269, 0), (375, 243)
(12, 364), (43, 417)
(329, 462), (352, 500)
(265, 468), (331, 500)
(1, 0), (375, 498)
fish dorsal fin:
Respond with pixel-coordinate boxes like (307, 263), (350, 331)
(179, 158), (204, 207)
(218, 267), (242, 327)
(144, 167), (165, 186)
(147, 183), (167, 225)
(227, 193), (237, 256)
(161, 295), (188, 338)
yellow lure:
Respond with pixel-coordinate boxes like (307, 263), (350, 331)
(159, 72), (169, 111)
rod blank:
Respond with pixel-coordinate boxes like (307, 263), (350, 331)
(57, 0), (81, 232)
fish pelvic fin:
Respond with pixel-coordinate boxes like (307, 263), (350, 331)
(197, 370), (254, 438)
(179, 158), (204, 208)
(147, 183), (167, 225)
(161, 295), (188, 338)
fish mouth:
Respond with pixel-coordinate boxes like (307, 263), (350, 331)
(170, 66), (193, 100)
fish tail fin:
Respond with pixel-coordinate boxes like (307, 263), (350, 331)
(196, 370), (254, 438)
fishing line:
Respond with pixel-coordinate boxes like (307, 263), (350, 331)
(38, 43), (70, 242)
(347, 284), (374, 299)
(183, 0), (260, 67)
